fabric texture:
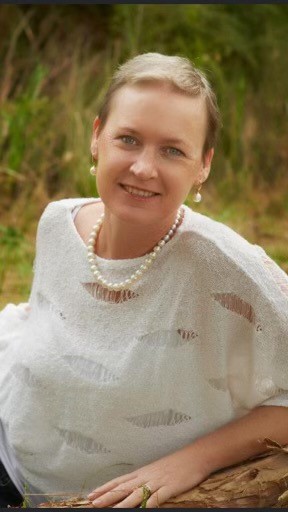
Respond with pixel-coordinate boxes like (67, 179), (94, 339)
(0, 197), (288, 506)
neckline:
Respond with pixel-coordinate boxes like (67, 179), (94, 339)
(67, 197), (191, 269)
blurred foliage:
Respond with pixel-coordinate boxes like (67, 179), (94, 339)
(0, 5), (287, 304)
(0, 4), (288, 205)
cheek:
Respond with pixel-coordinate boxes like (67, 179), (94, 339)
(168, 166), (196, 191)
(99, 152), (135, 183)
(96, 155), (128, 192)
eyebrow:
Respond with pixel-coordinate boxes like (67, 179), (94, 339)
(117, 126), (188, 148)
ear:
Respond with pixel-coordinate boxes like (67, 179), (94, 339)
(90, 117), (101, 159)
(200, 147), (214, 183)
(93, 117), (101, 132)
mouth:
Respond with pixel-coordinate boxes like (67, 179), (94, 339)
(120, 184), (160, 199)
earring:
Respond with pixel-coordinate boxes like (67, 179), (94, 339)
(193, 183), (202, 203)
(89, 165), (97, 176)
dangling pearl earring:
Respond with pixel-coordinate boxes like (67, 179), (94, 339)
(90, 156), (97, 176)
(90, 145), (98, 175)
(90, 164), (97, 176)
(193, 183), (202, 203)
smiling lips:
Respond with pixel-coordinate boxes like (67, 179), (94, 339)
(121, 184), (159, 198)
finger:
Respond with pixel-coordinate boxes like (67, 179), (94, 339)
(113, 484), (159, 509)
(88, 474), (137, 500)
(146, 486), (171, 508)
(113, 487), (146, 508)
(91, 482), (138, 508)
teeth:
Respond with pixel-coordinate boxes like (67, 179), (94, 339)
(124, 185), (157, 198)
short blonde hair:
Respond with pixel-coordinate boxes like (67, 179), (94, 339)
(98, 53), (221, 155)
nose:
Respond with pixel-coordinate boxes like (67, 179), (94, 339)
(129, 149), (158, 180)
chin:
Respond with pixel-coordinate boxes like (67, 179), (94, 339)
(118, 206), (153, 225)
(108, 201), (158, 225)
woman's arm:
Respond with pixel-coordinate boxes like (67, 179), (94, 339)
(185, 405), (288, 474)
(87, 405), (288, 508)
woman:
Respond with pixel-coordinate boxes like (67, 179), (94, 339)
(0, 53), (288, 509)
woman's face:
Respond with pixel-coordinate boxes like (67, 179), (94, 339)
(91, 83), (214, 227)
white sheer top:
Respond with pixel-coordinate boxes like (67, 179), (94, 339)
(0, 197), (288, 505)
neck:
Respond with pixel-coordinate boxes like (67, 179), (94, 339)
(95, 208), (182, 260)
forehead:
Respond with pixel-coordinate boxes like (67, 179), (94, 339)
(105, 83), (207, 142)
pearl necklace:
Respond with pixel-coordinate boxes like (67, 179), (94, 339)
(87, 207), (184, 291)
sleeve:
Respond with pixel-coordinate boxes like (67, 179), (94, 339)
(253, 245), (288, 409)
(32, 256), (36, 274)
(0, 201), (59, 347)
(0, 302), (31, 351)
(27, 201), (54, 302)
(0, 302), (30, 323)
(226, 244), (288, 415)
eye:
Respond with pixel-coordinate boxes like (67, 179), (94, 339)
(165, 147), (185, 157)
(119, 135), (138, 145)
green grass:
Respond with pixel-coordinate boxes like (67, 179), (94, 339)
(21, 483), (33, 508)
(0, 224), (34, 308)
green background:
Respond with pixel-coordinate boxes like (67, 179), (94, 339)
(0, 4), (288, 307)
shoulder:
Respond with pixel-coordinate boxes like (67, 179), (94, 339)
(182, 206), (257, 263)
(34, 198), (103, 247)
(73, 200), (104, 246)
(38, 197), (102, 226)
(181, 206), (288, 314)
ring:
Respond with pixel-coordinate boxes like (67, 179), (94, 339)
(139, 484), (152, 507)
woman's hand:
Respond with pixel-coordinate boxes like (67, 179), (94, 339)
(87, 407), (288, 508)
(87, 445), (209, 508)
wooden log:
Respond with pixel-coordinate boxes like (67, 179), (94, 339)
(38, 441), (288, 509)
